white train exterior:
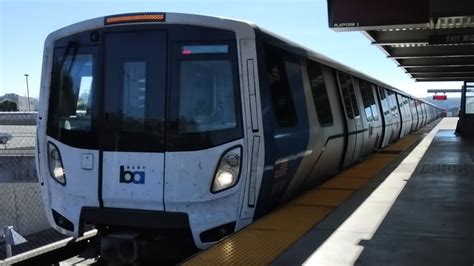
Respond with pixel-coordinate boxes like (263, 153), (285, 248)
(36, 13), (441, 250)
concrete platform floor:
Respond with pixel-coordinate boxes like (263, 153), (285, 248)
(274, 118), (474, 266)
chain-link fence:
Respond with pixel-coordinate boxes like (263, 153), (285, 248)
(0, 112), (68, 259)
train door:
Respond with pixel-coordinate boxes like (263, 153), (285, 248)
(353, 79), (370, 158)
(299, 62), (345, 187)
(358, 80), (382, 156)
(396, 94), (406, 138)
(422, 104), (428, 126)
(402, 96), (413, 136)
(415, 101), (423, 128)
(378, 87), (391, 148)
(410, 99), (419, 132)
(387, 90), (401, 142)
(337, 72), (363, 167)
(255, 44), (311, 210)
(101, 31), (167, 210)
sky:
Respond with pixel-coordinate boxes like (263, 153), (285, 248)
(0, 0), (464, 99)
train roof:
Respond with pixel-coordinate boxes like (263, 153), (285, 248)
(251, 26), (438, 107)
(46, 12), (439, 108)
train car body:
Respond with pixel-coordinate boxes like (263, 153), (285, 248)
(36, 12), (441, 253)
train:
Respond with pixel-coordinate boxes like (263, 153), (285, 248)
(36, 12), (441, 261)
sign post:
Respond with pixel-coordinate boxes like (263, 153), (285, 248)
(2, 226), (27, 258)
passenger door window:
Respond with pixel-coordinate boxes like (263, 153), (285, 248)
(264, 45), (297, 127)
(122, 61), (147, 132)
(378, 87), (390, 116)
(359, 79), (375, 122)
(338, 72), (359, 119)
(307, 60), (334, 127)
(103, 31), (167, 152)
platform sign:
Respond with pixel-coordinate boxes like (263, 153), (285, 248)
(328, 0), (429, 31)
(433, 95), (447, 100)
(429, 33), (474, 45)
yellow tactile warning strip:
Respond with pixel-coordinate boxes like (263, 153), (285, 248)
(249, 205), (332, 232)
(383, 134), (418, 152)
(289, 188), (354, 207)
(182, 134), (422, 265)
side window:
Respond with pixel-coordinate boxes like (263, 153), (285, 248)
(348, 78), (360, 117)
(378, 87), (389, 116)
(264, 45), (297, 127)
(338, 72), (359, 119)
(370, 85), (379, 121)
(411, 99), (416, 117)
(416, 101), (422, 118)
(359, 79), (374, 121)
(397, 95), (404, 117)
(404, 97), (411, 118)
(307, 60), (334, 127)
(385, 89), (397, 116)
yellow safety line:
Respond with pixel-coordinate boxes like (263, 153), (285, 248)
(182, 133), (421, 265)
(383, 134), (418, 151)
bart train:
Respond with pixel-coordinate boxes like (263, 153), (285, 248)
(36, 12), (441, 253)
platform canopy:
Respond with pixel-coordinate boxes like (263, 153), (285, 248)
(328, 0), (474, 82)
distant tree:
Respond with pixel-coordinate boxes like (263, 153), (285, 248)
(0, 100), (18, 111)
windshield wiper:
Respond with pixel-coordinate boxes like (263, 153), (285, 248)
(53, 41), (79, 78)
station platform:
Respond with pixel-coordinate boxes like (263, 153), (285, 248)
(183, 118), (474, 265)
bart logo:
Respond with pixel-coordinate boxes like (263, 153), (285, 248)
(119, 165), (145, 184)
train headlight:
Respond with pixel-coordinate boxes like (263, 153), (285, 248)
(216, 170), (235, 187)
(47, 142), (66, 185)
(211, 147), (241, 193)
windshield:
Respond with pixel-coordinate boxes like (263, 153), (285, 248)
(47, 28), (242, 151)
(168, 42), (242, 151)
(47, 46), (98, 148)
(178, 59), (236, 133)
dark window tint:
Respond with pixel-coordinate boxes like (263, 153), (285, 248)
(338, 72), (359, 119)
(378, 87), (390, 115)
(359, 79), (376, 121)
(102, 31), (167, 152)
(178, 60), (237, 133)
(370, 86), (379, 121)
(264, 45), (297, 127)
(47, 46), (98, 149)
(168, 41), (243, 151)
(307, 60), (333, 127)
(386, 90), (397, 112)
(122, 61), (146, 132)
(411, 99), (417, 117)
(402, 96), (411, 119)
(52, 54), (94, 131)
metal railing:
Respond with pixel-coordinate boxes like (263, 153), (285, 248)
(0, 115), (69, 259)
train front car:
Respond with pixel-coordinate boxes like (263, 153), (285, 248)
(36, 13), (264, 252)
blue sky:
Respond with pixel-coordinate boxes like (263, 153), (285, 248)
(0, 0), (463, 98)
